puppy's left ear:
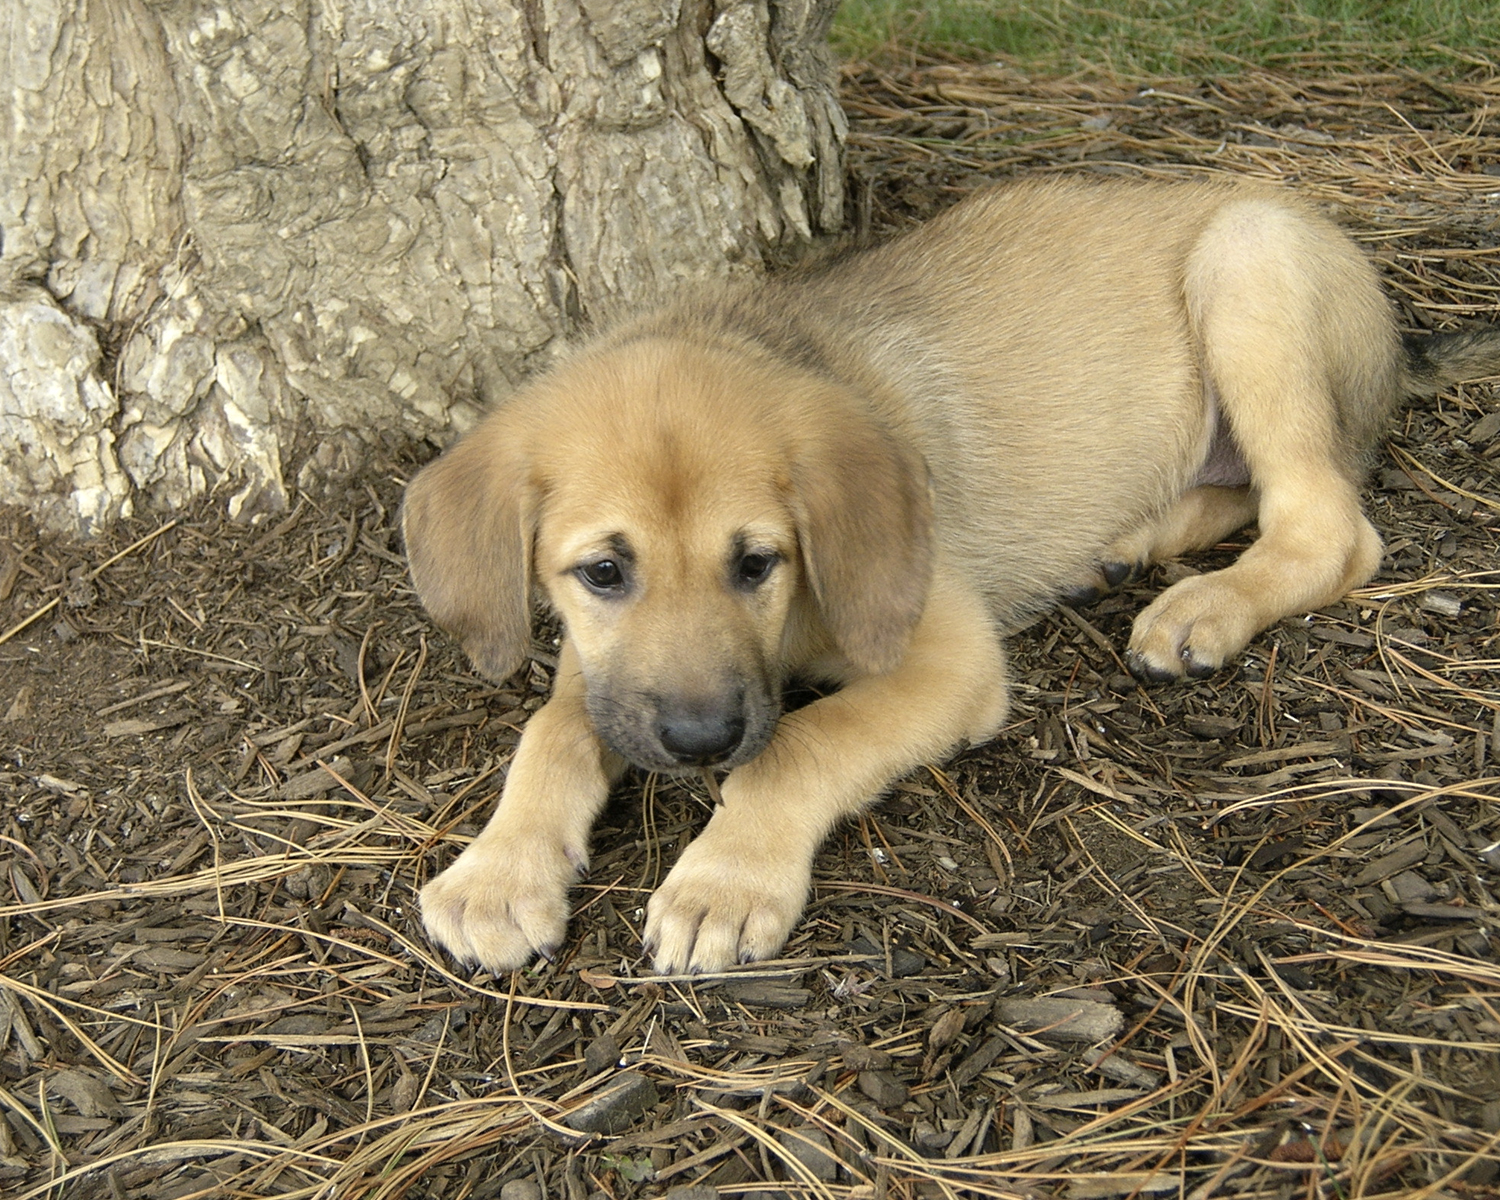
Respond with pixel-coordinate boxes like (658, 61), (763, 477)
(790, 401), (933, 674)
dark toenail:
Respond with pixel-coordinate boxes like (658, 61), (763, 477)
(1126, 651), (1178, 685)
(1101, 561), (1134, 588)
(1061, 584), (1101, 606)
(1183, 656), (1217, 679)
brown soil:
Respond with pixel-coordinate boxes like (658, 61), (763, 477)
(2, 60), (1498, 1200)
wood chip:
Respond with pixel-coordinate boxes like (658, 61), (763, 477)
(997, 998), (1125, 1045)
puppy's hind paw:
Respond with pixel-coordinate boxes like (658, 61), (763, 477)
(1124, 646), (1217, 684)
(1126, 572), (1260, 682)
(1061, 560), (1142, 608)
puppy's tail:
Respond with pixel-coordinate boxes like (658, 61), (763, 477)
(1402, 327), (1500, 395)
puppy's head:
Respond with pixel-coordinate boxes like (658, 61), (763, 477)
(402, 334), (932, 772)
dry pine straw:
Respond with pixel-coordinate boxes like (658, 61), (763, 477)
(0, 57), (1498, 1200)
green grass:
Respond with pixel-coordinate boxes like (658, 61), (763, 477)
(831, 0), (1500, 76)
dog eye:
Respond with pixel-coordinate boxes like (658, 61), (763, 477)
(735, 552), (777, 589)
(577, 559), (626, 593)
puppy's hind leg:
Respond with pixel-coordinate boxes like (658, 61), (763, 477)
(1067, 484), (1259, 603)
(1126, 199), (1388, 681)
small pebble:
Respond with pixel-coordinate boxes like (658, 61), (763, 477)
(857, 1069), (909, 1108)
(583, 1031), (621, 1077)
(561, 1071), (660, 1135)
(665, 1187), (718, 1200)
(776, 1127), (839, 1181)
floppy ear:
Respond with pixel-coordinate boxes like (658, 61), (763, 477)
(401, 416), (535, 682)
(789, 401), (933, 675)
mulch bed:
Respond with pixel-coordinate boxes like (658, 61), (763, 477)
(2, 55), (1498, 1200)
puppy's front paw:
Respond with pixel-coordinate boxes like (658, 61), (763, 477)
(644, 823), (811, 974)
(420, 832), (586, 972)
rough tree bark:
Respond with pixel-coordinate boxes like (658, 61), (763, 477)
(0, 0), (844, 533)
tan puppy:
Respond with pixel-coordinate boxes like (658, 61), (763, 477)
(404, 176), (1500, 975)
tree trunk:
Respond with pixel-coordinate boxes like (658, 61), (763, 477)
(0, 0), (844, 533)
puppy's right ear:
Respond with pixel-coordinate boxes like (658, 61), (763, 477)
(402, 418), (535, 682)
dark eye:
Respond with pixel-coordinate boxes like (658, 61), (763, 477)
(577, 559), (626, 593)
(735, 552), (777, 590)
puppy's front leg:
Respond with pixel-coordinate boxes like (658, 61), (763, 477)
(644, 570), (1009, 973)
(421, 640), (624, 971)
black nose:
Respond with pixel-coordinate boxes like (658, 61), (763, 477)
(656, 701), (747, 766)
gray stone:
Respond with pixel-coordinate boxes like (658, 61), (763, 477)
(664, 1187), (718, 1200)
(583, 1030), (622, 1077)
(560, 1071), (660, 1135)
(776, 1126), (838, 1182)
(856, 1069), (909, 1109)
